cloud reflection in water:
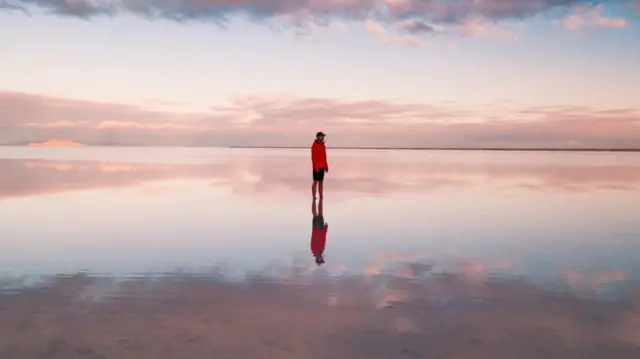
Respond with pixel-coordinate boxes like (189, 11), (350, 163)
(1, 257), (639, 359)
(2, 150), (640, 201)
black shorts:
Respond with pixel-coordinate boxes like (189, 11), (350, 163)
(313, 168), (325, 181)
(312, 215), (325, 229)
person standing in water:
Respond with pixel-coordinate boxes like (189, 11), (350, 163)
(311, 197), (327, 265)
(311, 131), (328, 199)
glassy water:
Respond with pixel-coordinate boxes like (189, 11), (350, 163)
(1, 147), (639, 358)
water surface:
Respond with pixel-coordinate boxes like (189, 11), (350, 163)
(1, 147), (639, 358)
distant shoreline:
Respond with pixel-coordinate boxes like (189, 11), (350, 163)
(2, 144), (639, 152)
(229, 146), (640, 152)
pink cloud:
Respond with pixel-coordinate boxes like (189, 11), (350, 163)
(382, 34), (429, 47)
(1, 91), (639, 149)
(460, 18), (488, 36)
(458, 18), (519, 41)
(24, 121), (76, 128)
(564, 5), (629, 31)
(365, 19), (429, 47)
(365, 19), (386, 35)
(97, 120), (198, 131)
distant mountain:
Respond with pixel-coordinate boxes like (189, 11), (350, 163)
(27, 140), (87, 147)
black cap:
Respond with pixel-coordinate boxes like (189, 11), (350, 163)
(316, 131), (326, 137)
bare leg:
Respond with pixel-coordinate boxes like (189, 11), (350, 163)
(312, 198), (318, 216)
(312, 181), (318, 199)
(318, 197), (323, 217)
(318, 181), (324, 199)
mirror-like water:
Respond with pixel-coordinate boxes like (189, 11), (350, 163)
(1, 147), (639, 358)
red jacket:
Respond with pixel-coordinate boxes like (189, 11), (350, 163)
(311, 224), (328, 256)
(311, 140), (328, 171)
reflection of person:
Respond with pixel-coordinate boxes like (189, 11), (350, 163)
(311, 197), (328, 265)
(311, 131), (328, 199)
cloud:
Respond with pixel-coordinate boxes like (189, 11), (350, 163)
(96, 120), (197, 130)
(365, 18), (429, 46)
(458, 18), (520, 40)
(399, 19), (435, 34)
(1, 91), (639, 149)
(365, 18), (386, 35)
(564, 4), (629, 30)
(0, 91), (222, 146)
(1, 0), (637, 41)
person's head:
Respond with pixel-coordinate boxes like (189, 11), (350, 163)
(315, 131), (326, 143)
(315, 254), (325, 266)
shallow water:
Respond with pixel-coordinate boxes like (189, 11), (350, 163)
(1, 147), (639, 358)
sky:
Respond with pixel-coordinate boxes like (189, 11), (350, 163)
(1, 0), (640, 148)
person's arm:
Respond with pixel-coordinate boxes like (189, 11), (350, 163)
(323, 146), (329, 172)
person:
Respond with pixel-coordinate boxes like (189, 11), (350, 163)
(311, 197), (328, 265)
(311, 131), (329, 199)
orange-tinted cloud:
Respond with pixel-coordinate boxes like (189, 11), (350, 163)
(1, 91), (639, 149)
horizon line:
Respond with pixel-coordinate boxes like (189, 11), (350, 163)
(228, 146), (640, 152)
(3, 144), (640, 152)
